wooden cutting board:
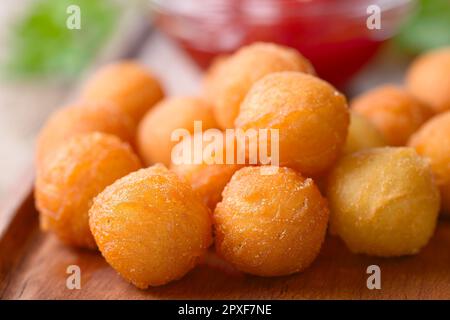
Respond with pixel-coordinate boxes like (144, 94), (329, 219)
(1, 30), (449, 300)
(1, 179), (450, 300)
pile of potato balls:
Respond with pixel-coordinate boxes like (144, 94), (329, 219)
(34, 43), (450, 289)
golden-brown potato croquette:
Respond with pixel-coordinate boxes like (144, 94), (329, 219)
(343, 111), (386, 155)
(351, 85), (431, 146)
(235, 72), (349, 176)
(214, 166), (329, 276)
(35, 133), (142, 249)
(408, 111), (450, 215)
(203, 54), (229, 87)
(327, 147), (440, 257)
(171, 132), (243, 210)
(89, 164), (212, 288)
(406, 47), (450, 113)
(81, 61), (164, 123)
(35, 102), (136, 171)
(137, 97), (217, 167)
(204, 42), (315, 129)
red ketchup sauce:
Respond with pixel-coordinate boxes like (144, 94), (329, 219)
(154, 0), (410, 88)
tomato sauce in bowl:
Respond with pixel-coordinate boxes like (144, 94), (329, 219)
(151, 0), (414, 87)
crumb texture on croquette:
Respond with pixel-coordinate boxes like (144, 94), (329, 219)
(35, 132), (142, 249)
(351, 85), (431, 146)
(204, 42), (315, 129)
(327, 147), (440, 257)
(235, 72), (349, 175)
(89, 164), (212, 288)
(214, 166), (329, 277)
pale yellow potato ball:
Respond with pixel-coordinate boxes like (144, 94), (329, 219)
(343, 111), (386, 155)
(327, 147), (440, 257)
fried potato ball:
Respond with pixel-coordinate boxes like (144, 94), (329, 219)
(408, 111), (450, 216)
(173, 163), (241, 211)
(343, 111), (386, 155)
(89, 164), (212, 288)
(35, 102), (136, 170)
(214, 166), (329, 276)
(315, 112), (386, 194)
(406, 47), (450, 113)
(203, 54), (229, 86)
(327, 147), (440, 257)
(171, 132), (243, 210)
(204, 42), (315, 129)
(351, 85), (431, 146)
(137, 97), (217, 167)
(235, 72), (349, 176)
(35, 133), (142, 249)
(81, 61), (164, 123)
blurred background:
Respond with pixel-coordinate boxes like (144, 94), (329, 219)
(0, 0), (449, 208)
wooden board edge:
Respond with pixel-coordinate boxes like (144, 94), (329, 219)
(0, 181), (38, 296)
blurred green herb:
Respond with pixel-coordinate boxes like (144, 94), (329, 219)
(4, 0), (118, 79)
(395, 0), (450, 54)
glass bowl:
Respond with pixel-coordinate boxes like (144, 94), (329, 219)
(151, 0), (415, 87)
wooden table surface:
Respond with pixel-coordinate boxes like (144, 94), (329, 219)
(2, 191), (449, 300)
(0, 5), (428, 300)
